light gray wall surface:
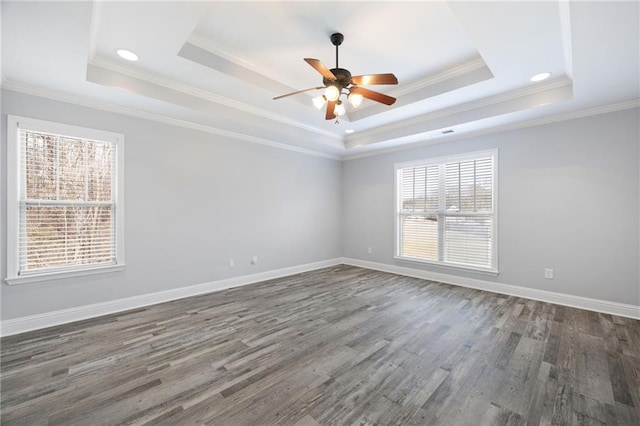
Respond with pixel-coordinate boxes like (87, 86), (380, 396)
(2, 89), (639, 321)
(1, 90), (342, 320)
(342, 108), (640, 306)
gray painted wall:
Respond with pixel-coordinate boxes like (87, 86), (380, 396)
(1, 90), (342, 320)
(343, 108), (640, 306)
(2, 89), (638, 321)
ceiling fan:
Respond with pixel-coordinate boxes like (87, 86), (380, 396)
(273, 32), (398, 120)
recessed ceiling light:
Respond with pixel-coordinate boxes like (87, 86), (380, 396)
(530, 72), (551, 82)
(345, 129), (354, 134)
(116, 49), (139, 62)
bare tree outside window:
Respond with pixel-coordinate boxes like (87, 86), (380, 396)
(20, 131), (116, 273)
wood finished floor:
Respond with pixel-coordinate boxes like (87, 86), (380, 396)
(1, 265), (639, 426)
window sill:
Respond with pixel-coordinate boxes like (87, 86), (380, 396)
(5, 264), (125, 285)
(394, 256), (499, 276)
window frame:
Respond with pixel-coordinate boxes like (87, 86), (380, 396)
(394, 149), (498, 274)
(6, 115), (125, 285)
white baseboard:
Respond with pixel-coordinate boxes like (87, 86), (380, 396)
(341, 257), (640, 320)
(0, 258), (343, 337)
(3, 257), (638, 337)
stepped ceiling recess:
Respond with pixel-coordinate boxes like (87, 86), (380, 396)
(2, 1), (639, 158)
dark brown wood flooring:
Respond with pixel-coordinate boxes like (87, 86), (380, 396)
(1, 265), (639, 425)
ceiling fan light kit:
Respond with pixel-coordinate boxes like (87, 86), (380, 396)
(273, 32), (398, 121)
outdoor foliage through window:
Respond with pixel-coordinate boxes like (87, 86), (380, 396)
(19, 130), (116, 274)
(397, 153), (496, 271)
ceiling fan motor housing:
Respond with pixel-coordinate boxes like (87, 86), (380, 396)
(324, 68), (352, 90)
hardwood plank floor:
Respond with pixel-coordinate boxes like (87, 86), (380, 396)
(1, 265), (639, 425)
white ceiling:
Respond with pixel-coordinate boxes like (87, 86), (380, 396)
(2, 1), (639, 159)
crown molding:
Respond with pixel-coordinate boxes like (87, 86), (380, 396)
(345, 76), (573, 147)
(187, 33), (283, 84)
(87, 0), (102, 59)
(391, 57), (489, 97)
(1, 81), (342, 160)
(4, 80), (636, 164)
(342, 99), (640, 161)
(86, 56), (340, 141)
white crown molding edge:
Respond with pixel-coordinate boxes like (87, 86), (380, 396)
(0, 258), (344, 337)
(341, 258), (640, 320)
(187, 33), (285, 84)
(87, 56), (339, 141)
(87, 0), (102, 60)
(391, 57), (489, 97)
(342, 99), (640, 161)
(4, 80), (636, 164)
(0, 81), (342, 160)
(352, 76), (573, 141)
(558, 0), (574, 79)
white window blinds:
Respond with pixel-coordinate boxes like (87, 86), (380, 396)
(19, 130), (117, 275)
(396, 151), (497, 272)
(7, 116), (124, 283)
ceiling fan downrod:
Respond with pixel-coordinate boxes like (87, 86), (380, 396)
(331, 32), (344, 69)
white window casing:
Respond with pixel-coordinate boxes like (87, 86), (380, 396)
(6, 115), (125, 284)
(394, 149), (498, 274)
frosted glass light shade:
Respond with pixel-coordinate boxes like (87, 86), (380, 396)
(324, 85), (340, 101)
(334, 103), (346, 116)
(312, 95), (326, 109)
(348, 93), (363, 108)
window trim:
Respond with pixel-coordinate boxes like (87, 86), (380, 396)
(6, 115), (125, 285)
(394, 149), (498, 274)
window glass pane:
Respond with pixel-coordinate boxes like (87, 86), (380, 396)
(401, 215), (438, 261)
(401, 165), (439, 212)
(58, 137), (86, 201)
(474, 158), (493, 212)
(87, 141), (113, 202)
(444, 215), (492, 267)
(20, 205), (115, 272)
(445, 159), (493, 213)
(24, 132), (57, 200)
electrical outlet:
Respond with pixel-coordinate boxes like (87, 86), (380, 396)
(544, 268), (554, 279)
(367, 247), (373, 254)
(229, 259), (234, 268)
(251, 256), (258, 265)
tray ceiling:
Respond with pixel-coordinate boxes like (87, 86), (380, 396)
(2, 1), (638, 158)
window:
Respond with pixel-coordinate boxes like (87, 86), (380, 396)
(395, 150), (497, 273)
(6, 116), (124, 284)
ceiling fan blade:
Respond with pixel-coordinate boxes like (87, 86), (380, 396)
(350, 86), (396, 105)
(350, 73), (398, 85)
(325, 100), (337, 120)
(273, 86), (324, 100)
(304, 58), (337, 80)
